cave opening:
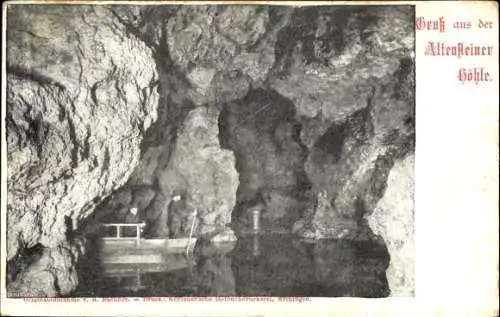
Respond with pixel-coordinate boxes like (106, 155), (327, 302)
(217, 88), (312, 233)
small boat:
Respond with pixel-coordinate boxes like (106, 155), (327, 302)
(100, 237), (198, 264)
(100, 236), (198, 251)
(99, 210), (199, 264)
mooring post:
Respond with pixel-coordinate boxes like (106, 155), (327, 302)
(252, 208), (261, 233)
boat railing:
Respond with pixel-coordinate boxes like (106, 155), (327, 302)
(102, 223), (146, 247)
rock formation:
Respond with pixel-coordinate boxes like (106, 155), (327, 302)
(157, 106), (239, 239)
(292, 190), (357, 240)
(367, 154), (415, 296)
(6, 5), (159, 296)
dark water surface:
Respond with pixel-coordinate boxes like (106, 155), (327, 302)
(74, 233), (390, 298)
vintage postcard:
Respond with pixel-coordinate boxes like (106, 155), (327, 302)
(0, 1), (498, 316)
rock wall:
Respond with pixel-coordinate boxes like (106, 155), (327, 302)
(302, 71), (415, 221)
(7, 239), (86, 297)
(292, 190), (358, 240)
(367, 154), (415, 296)
(6, 5), (159, 296)
(114, 5), (287, 105)
(157, 106), (239, 239)
(281, 6), (415, 237)
(164, 5), (283, 105)
(270, 6), (413, 123)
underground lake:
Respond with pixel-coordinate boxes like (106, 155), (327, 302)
(72, 231), (390, 298)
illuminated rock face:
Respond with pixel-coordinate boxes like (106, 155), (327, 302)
(6, 6), (159, 296)
(6, 4), (414, 297)
(367, 154), (415, 296)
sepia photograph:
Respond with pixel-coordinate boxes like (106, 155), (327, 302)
(4, 2), (415, 300)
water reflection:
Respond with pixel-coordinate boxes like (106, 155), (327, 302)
(195, 253), (235, 296)
(76, 233), (389, 297)
(231, 234), (389, 297)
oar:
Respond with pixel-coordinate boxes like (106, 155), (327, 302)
(185, 209), (198, 255)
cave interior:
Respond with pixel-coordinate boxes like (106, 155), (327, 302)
(5, 4), (415, 298)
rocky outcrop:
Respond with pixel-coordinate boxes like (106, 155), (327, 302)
(303, 77), (415, 219)
(165, 5), (284, 105)
(270, 6), (413, 125)
(6, 5), (159, 296)
(115, 5), (290, 106)
(285, 6), (415, 235)
(292, 190), (357, 239)
(157, 106), (239, 239)
(8, 239), (86, 297)
(367, 154), (415, 296)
